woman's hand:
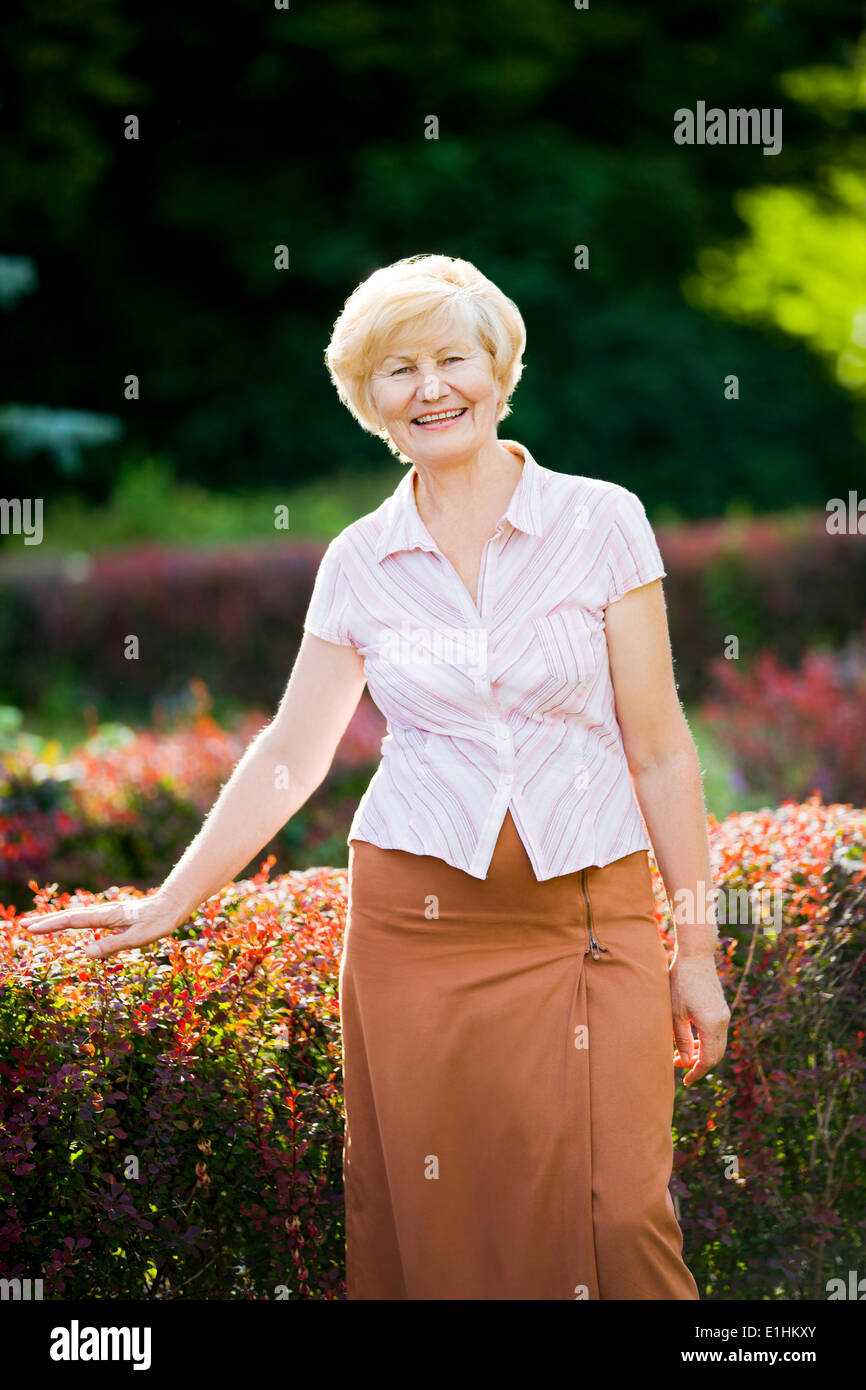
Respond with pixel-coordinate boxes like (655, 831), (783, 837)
(18, 890), (183, 961)
(669, 953), (731, 1086)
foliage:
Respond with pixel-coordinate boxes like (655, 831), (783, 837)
(657, 796), (866, 1300)
(0, 454), (405, 556)
(0, 253), (123, 475)
(699, 623), (866, 806)
(1, 1), (863, 505)
(683, 47), (866, 400)
(0, 861), (349, 1298)
(1, 795), (863, 1299)
(1, 508), (863, 716)
(0, 696), (386, 911)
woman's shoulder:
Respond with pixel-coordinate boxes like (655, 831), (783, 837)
(318, 490), (398, 568)
(542, 463), (636, 500)
(538, 464), (644, 531)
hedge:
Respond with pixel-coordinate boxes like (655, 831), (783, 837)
(699, 620), (866, 806)
(1, 795), (863, 1299)
(0, 698), (386, 912)
(0, 510), (863, 713)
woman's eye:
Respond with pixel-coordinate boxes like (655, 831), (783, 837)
(389, 357), (462, 375)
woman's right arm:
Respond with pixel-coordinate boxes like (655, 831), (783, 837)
(19, 633), (368, 959)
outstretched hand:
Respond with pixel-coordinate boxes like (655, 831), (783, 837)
(18, 893), (182, 961)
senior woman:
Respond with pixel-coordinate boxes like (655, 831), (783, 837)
(22, 253), (730, 1302)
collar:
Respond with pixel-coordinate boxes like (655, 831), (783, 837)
(374, 439), (545, 563)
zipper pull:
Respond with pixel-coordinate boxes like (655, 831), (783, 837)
(580, 868), (607, 959)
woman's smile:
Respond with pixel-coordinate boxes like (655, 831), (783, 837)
(411, 406), (468, 430)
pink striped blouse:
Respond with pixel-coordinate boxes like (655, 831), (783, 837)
(302, 440), (667, 881)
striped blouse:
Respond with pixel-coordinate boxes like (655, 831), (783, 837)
(302, 440), (667, 881)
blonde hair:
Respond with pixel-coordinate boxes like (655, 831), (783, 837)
(324, 254), (526, 459)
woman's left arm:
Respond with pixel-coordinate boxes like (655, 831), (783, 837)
(604, 578), (731, 1086)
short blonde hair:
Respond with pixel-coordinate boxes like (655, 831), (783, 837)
(324, 254), (526, 458)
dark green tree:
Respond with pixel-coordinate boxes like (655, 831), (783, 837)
(1, 0), (864, 512)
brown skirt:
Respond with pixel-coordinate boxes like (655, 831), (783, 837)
(340, 808), (700, 1300)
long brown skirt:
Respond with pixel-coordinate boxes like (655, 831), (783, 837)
(340, 808), (700, 1300)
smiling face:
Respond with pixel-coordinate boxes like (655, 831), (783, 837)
(368, 311), (504, 466)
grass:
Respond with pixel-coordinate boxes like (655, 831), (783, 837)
(0, 453), (406, 560)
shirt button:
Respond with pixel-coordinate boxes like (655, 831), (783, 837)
(503, 773), (514, 786)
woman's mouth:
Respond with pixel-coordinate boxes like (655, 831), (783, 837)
(411, 407), (468, 430)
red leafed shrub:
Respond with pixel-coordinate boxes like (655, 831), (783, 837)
(0, 510), (863, 711)
(1, 795), (864, 1299)
(654, 510), (866, 700)
(649, 795), (866, 1300)
(0, 538), (328, 714)
(0, 861), (350, 1299)
(0, 696), (385, 911)
(699, 624), (866, 806)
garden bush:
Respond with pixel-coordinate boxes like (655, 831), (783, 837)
(0, 795), (863, 1299)
(700, 621), (866, 806)
(0, 508), (863, 715)
(0, 861), (348, 1298)
(0, 694), (386, 912)
(0, 538), (325, 718)
(664, 795), (866, 1299)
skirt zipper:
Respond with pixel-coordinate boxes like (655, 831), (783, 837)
(581, 868), (608, 960)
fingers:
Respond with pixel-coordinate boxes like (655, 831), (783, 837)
(20, 909), (81, 934)
(18, 902), (143, 961)
(669, 964), (731, 1086)
(84, 929), (142, 961)
(19, 903), (133, 935)
(18, 898), (173, 964)
(672, 1016), (695, 1069)
(673, 1018), (704, 1084)
(677, 1020), (729, 1085)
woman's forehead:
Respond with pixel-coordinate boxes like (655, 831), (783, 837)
(379, 340), (477, 364)
(379, 312), (480, 362)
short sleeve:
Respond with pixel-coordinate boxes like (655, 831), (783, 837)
(303, 537), (355, 647)
(604, 487), (666, 607)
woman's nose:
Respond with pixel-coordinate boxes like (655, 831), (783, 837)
(420, 371), (443, 402)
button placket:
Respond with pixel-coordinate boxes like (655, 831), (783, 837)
(494, 719), (514, 786)
(431, 530), (500, 700)
(475, 525), (500, 619)
(481, 534), (512, 794)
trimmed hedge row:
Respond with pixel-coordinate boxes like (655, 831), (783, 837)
(1, 795), (863, 1299)
(1, 510), (863, 712)
(699, 621), (866, 806)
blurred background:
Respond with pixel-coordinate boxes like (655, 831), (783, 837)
(3, 0), (866, 1309)
(2, 0), (866, 901)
